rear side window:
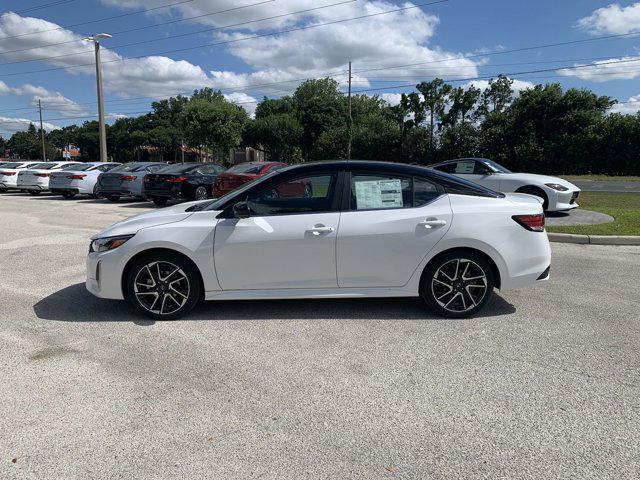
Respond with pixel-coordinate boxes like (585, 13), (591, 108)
(350, 174), (440, 210)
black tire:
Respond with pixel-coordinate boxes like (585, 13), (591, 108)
(106, 194), (120, 202)
(420, 251), (495, 319)
(62, 192), (76, 199)
(152, 197), (168, 206)
(303, 184), (313, 198)
(28, 190), (41, 196)
(194, 186), (209, 201)
(92, 184), (101, 199)
(126, 252), (201, 320)
(516, 186), (549, 211)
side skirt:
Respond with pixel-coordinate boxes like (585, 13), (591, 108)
(204, 287), (418, 301)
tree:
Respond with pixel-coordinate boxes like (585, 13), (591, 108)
(415, 78), (453, 151)
(7, 124), (41, 159)
(179, 91), (248, 161)
(444, 86), (481, 126)
(478, 75), (514, 117)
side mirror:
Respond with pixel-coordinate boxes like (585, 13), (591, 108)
(233, 201), (251, 219)
(480, 168), (493, 176)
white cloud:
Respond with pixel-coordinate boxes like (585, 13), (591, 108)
(223, 92), (258, 116)
(0, 115), (58, 133)
(557, 56), (640, 82)
(0, 80), (87, 117)
(379, 93), (402, 106)
(577, 2), (640, 35)
(609, 94), (640, 114)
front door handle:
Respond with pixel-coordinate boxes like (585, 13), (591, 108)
(419, 219), (447, 229)
(307, 225), (334, 236)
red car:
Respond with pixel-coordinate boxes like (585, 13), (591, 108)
(212, 162), (288, 197)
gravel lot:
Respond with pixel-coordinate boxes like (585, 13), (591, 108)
(1, 193), (639, 479)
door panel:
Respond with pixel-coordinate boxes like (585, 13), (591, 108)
(214, 213), (339, 290)
(337, 195), (452, 287)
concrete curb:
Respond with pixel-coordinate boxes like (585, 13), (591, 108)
(547, 232), (640, 246)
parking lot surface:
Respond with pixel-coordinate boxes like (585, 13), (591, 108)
(1, 193), (639, 479)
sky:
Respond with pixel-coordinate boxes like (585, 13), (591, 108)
(0, 0), (639, 137)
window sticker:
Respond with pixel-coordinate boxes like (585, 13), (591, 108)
(455, 162), (475, 174)
(355, 179), (403, 209)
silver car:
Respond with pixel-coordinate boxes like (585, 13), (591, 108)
(17, 161), (85, 195)
(0, 161), (41, 191)
(49, 162), (121, 198)
(96, 162), (167, 201)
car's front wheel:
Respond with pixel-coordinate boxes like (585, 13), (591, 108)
(421, 251), (495, 318)
(28, 190), (41, 196)
(194, 186), (209, 201)
(126, 252), (201, 320)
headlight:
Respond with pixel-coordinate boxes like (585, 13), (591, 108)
(90, 235), (134, 253)
(545, 183), (569, 191)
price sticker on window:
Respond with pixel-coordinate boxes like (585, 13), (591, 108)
(355, 179), (403, 209)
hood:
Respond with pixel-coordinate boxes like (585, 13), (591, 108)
(91, 200), (203, 240)
(508, 173), (578, 190)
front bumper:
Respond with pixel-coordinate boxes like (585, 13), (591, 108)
(86, 250), (126, 300)
(550, 190), (580, 211)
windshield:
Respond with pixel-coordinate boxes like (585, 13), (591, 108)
(227, 163), (264, 174)
(158, 163), (200, 174)
(482, 159), (512, 173)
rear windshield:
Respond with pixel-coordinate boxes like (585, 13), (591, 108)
(157, 163), (200, 174)
(29, 163), (55, 170)
(109, 163), (145, 173)
(0, 162), (21, 168)
(227, 163), (264, 174)
(71, 164), (97, 171)
(60, 163), (86, 171)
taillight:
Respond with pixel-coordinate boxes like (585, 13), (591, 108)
(0, 171), (15, 176)
(512, 214), (545, 232)
(69, 174), (86, 180)
(167, 176), (186, 183)
(35, 173), (51, 177)
(121, 175), (137, 181)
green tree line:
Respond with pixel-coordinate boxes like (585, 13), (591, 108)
(2, 78), (639, 175)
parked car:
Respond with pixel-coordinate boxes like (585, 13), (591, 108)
(212, 162), (287, 197)
(96, 162), (167, 202)
(49, 162), (122, 198)
(16, 161), (85, 195)
(143, 162), (226, 206)
(86, 160), (551, 321)
(0, 161), (41, 191)
(429, 158), (581, 212)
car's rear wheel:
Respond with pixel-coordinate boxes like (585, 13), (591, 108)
(62, 191), (75, 199)
(106, 194), (120, 202)
(28, 190), (40, 196)
(126, 252), (201, 320)
(421, 251), (495, 318)
(92, 184), (100, 198)
(152, 197), (168, 206)
(194, 186), (209, 200)
(516, 185), (549, 211)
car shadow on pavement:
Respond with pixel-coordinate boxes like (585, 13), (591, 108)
(545, 211), (570, 218)
(34, 283), (516, 325)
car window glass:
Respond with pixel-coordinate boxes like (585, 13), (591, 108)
(158, 163), (199, 174)
(69, 164), (94, 171)
(454, 161), (475, 174)
(414, 177), (440, 206)
(432, 163), (456, 174)
(351, 174), (412, 210)
(228, 164), (263, 174)
(145, 165), (165, 173)
(267, 164), (286, 172)
(247, 174), (336, 216)
(93, 164), (117, 172)
(197, 164), (218, 174)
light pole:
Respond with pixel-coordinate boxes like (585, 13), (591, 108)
(83, 33), (111, 163)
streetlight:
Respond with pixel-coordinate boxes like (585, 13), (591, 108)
(83, 33), (112, 163)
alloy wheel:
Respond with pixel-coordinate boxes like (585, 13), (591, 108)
(134, 261), (190, 316)
(431, 258), (488, 313)
(195, 186), (208, 200)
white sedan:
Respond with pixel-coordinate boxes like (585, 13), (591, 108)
(49, 162), (121, 198)
(0, 161), (42, 191)
(429, 158), (580, 212)
(16, 161), (85, 195)
(87, 161), (551, 320)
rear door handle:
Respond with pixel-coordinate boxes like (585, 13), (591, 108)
(419, 219), (447, 229)
(307, 225), (334, 236)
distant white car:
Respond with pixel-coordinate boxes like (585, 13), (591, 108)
(429, 158), (581, 212)
(16, 161), (85, 195)
(49, 162), (121, 198)
(0, 161), (42, 191)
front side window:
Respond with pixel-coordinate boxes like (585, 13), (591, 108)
(350, 174), (439, 210)
(247, 173), (336, 216)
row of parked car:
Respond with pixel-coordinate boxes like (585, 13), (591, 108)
(0, 157), (581, 212)
(0, 160), (290, 206)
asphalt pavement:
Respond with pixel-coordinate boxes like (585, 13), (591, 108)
(1, 193), (639, 479)
(570, 180), (640, 193)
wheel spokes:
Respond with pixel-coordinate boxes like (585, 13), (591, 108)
(133, 261), (190, 315)
(431, 258), (488, 313)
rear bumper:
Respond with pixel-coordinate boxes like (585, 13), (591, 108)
(50, 187), (79, 195)
(19, 184), (47, 191)
(97, 187), (136, 196)
(145, 188), (183, 200)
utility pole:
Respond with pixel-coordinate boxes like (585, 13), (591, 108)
(181, 138), (185, 163)
(83, 33), (111, 163)
(347, 61), (353, 160)
(38, 99), (46, 161)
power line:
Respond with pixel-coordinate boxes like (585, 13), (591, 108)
(0, 0), (276, 55)
(0, 0), (356, 66)
(0, 0), (450, 78)
(11, 0), (75, 15)
(0, 0), (195, 40)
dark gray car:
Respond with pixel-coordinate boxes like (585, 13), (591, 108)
(96, 162), (167, 201)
